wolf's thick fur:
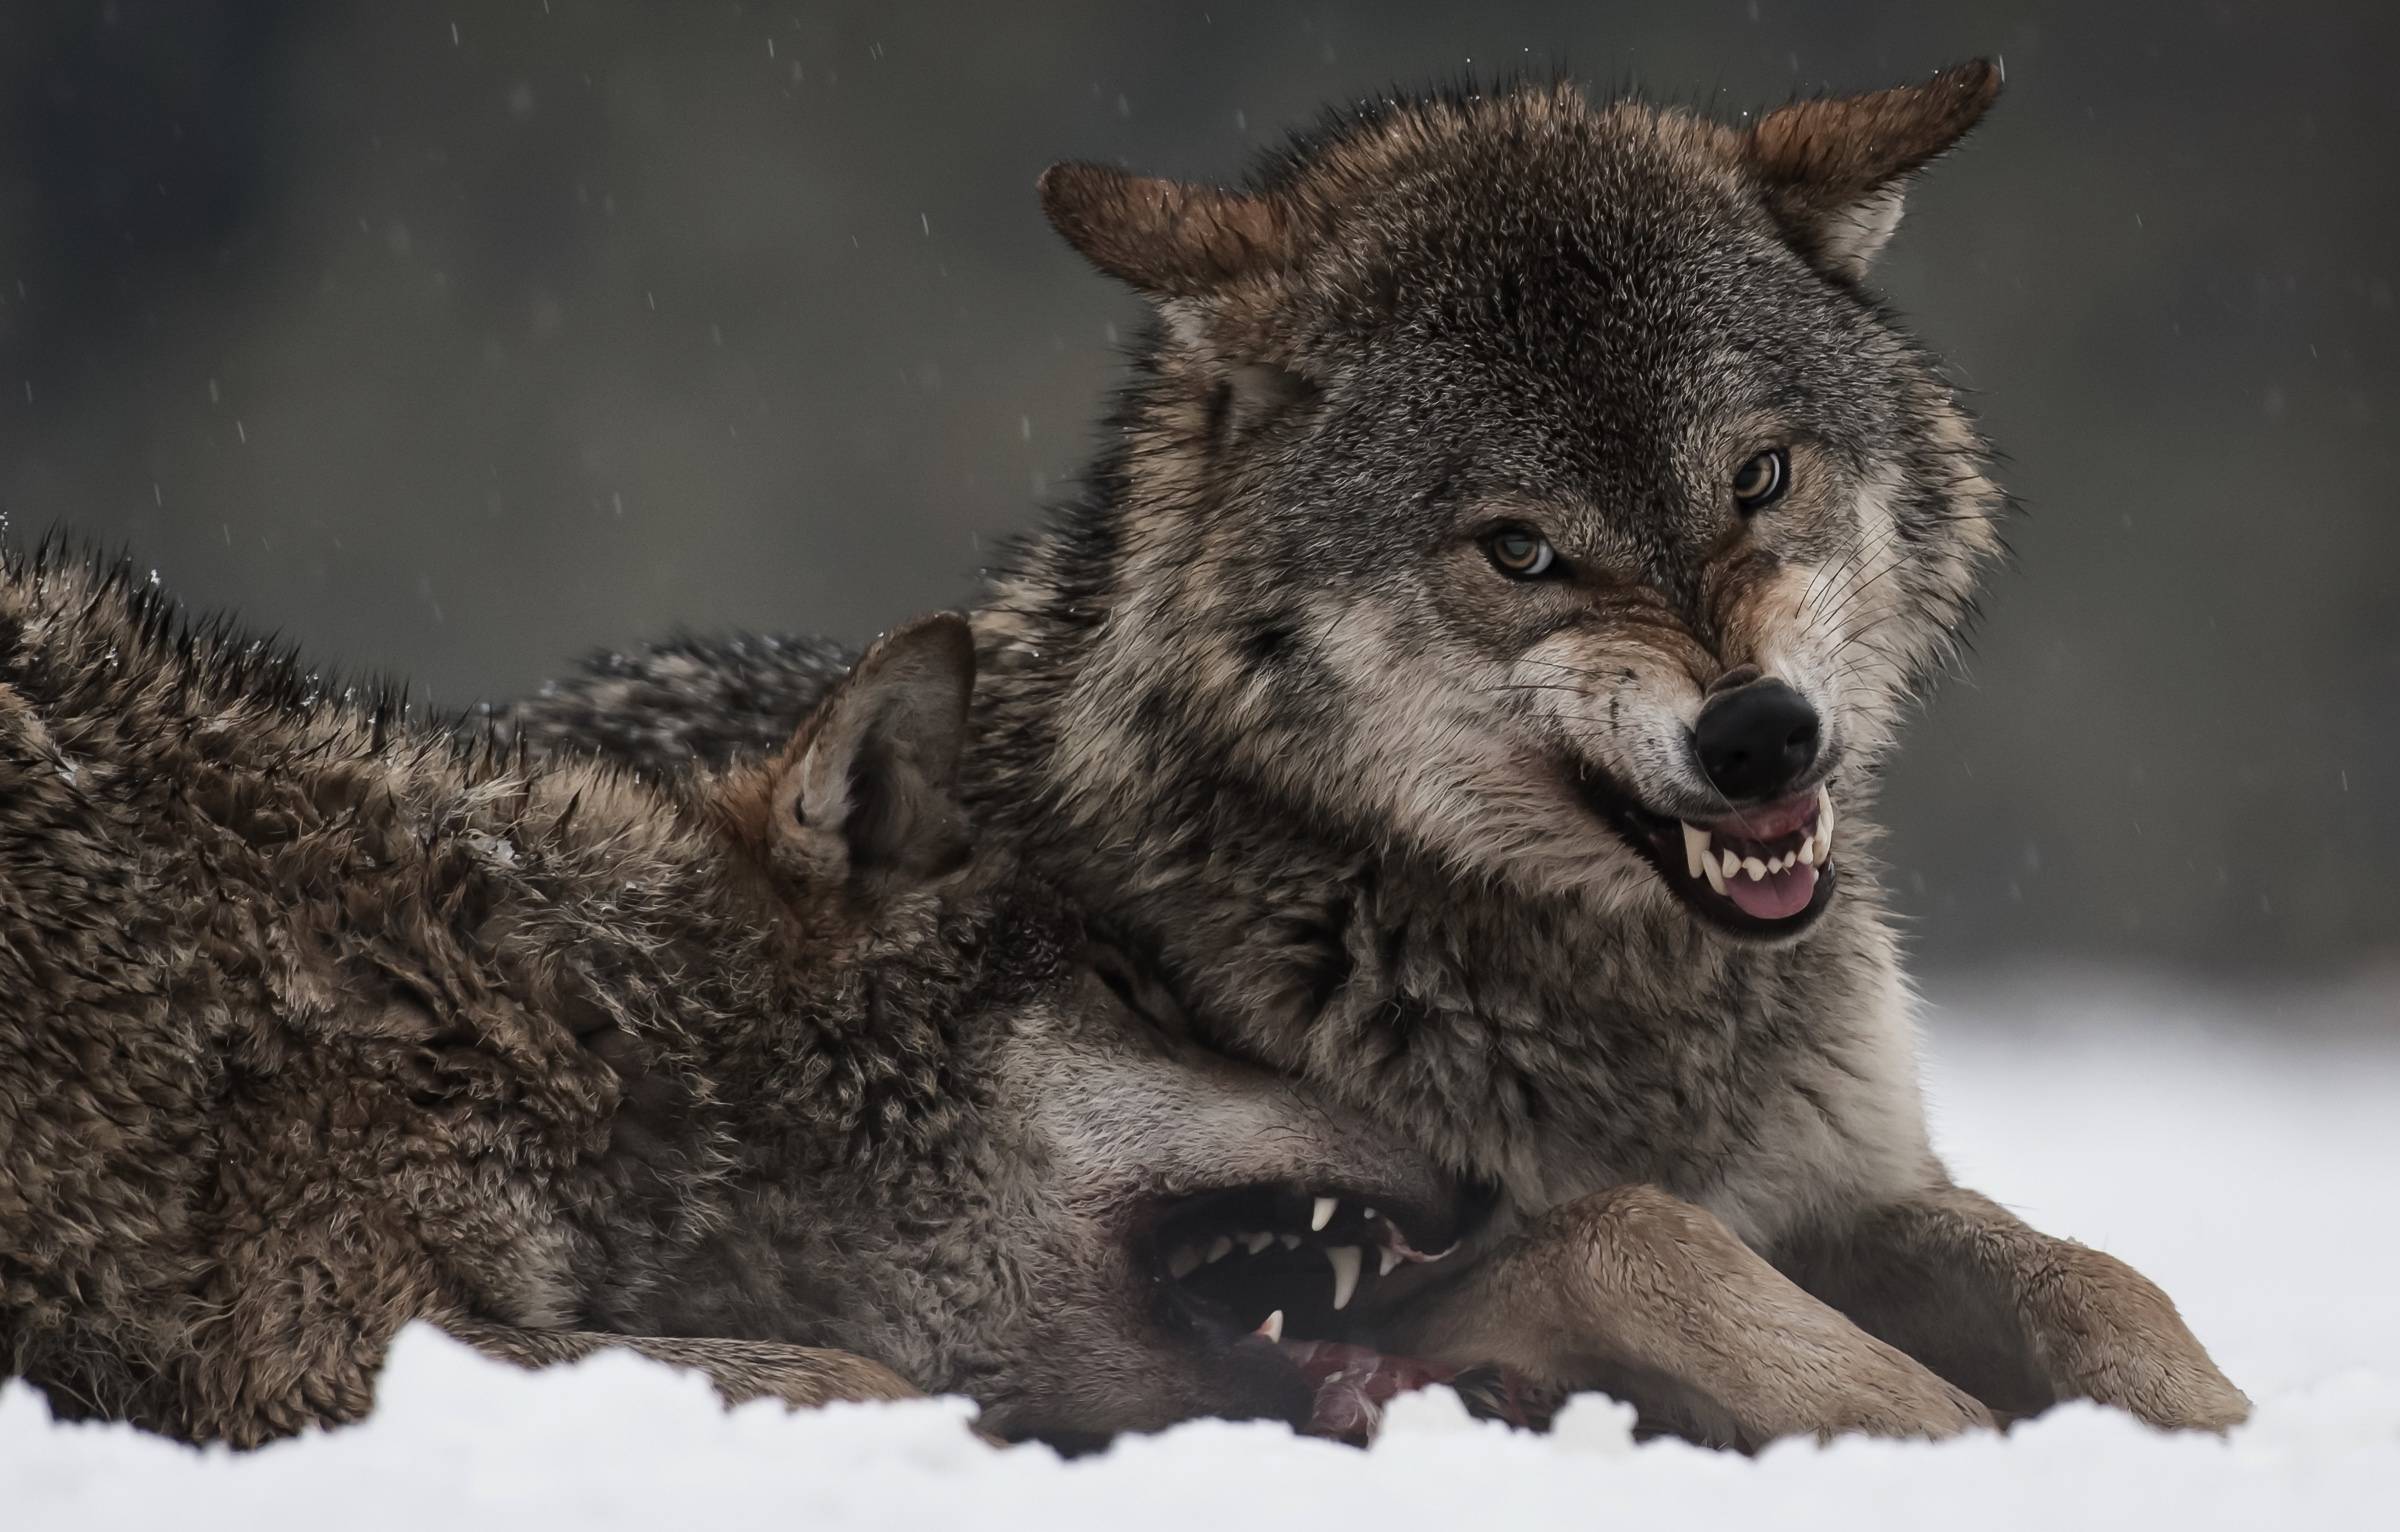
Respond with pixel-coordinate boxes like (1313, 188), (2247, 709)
(504, 66), (2246, 1440)
(0, 548), (1473, 1448)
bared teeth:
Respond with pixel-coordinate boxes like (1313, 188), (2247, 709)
(1257, 1309), (1285, 1344)
(1243, 1230), (1274, 1255)
(1205, 1235), (1233, 1264)
(1682, 822), (1712, 878)
(1813, 786), (1836, 863)
(1168, 1245), (1202, 1280)
(1701, 846), (1729, 896)
(1310, 1197), (1338, 1232)
(1327, 1246), (1362, 1310)
(1378, 1246), (1401, 1278)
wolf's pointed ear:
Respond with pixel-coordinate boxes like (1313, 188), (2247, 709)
(771, 613), (974, 888)
(1039, 162), (1301, 299)
(1746, 59), (2002, 280)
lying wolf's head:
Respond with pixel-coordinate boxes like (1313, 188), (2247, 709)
(1019, 65), (2007, 939)
(644, 619), (1464, 1446)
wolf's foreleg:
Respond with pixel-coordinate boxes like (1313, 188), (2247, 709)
(1384, 1184), (1992, 1448)
(440, 1320), (926, 1412)
(1777, 1182), (2250, 1432)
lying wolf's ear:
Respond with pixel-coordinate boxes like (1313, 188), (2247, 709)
(773, 613), (974, 888)
(1746, 59), (2002, 280)
(1038, 162), (1301, 299)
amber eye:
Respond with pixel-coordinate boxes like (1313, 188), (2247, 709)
(1732, 448), (1790, 512)
(1483, 527), (1559, 579)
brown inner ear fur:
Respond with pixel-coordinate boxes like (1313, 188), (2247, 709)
(1746, 59), (2001, 225)
(1038, 162), (1303, 299)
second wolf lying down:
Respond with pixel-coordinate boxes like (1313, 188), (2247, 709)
(0, 548), (1477, 1448)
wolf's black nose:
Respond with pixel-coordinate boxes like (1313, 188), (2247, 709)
(1694, 680), (1820, 802)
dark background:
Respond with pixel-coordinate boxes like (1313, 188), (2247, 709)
(1, 1), (2393, 978)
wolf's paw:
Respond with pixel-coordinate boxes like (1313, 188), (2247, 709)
(2039, 1243), (2253, 1434)
(1790, 1348), (1995, 1445)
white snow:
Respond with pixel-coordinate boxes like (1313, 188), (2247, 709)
(11, 971), (2397, 1528)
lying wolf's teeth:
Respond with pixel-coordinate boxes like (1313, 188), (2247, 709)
(1310, 1196), (1337, 1232)
(1327, 1246), (1362, 1311)
(1815, 786), (1836, 861)
(1378, 1246), (1401, 1278)
(1742, 856), (1767, 882)
(1257, 1309), (1285, 1344)
(1719, 848), (1741, 881)
(1798, 838), (1817, 866)
(1702, 851), (1729, 896)
(1682, 822), (1711, 878)
(1243, 1230), (1274, 1255)
(1168, 1245), (1202, 1280)
(1278, 1232), (1302, 1251)
(1205, 1235), (1233, 1263)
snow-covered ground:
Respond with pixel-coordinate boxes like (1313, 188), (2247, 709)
(11, 971), (2397, 1528)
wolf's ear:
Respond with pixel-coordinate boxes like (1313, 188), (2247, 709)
(1038, 162), (1301, 300)
(771, 613), (974, 888)
(1746, 59), (2002, 281)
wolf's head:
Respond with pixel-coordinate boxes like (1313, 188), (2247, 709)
(687, 618), (1463, 1446)
(1017, 64), (2006, 939)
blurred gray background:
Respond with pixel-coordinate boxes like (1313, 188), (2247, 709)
(0, 1), (2392, 979)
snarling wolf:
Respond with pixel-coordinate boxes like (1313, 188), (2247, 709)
(502, 63), (2247, 1444)
(0, 547), (1483, 1449)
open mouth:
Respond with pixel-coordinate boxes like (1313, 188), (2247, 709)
(1578, 775), (1841, 938)
(1143, 1186), (1540, 1440)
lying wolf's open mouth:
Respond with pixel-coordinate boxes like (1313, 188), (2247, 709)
(1577, 773), (1840, 938)
(1144, 1185), (1541, 1440)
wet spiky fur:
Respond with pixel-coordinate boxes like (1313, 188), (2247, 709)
(502, 68), (2247, 1434)
(0, 543), (1458, 1448)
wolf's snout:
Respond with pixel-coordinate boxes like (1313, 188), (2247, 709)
(1694, 679), (1820, 802)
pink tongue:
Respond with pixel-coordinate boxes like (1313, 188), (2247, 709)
(1724, 859), (1819, 921)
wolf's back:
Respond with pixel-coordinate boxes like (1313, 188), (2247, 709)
(486, 632), (851, 776)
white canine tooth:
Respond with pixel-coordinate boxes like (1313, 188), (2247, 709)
(1815, 787), (1836, 861)
(1682, 822), (1712, 878)
(1168, 1245), (1202, 1280)
(1362, 1208), (1377, 1220)
(1742, 856), (1767, 882)
(1702, 854), (1729, 896)
(1206, 1235), (1233, 1263)
(1278, 1233), (1302, 1251)
(1258, 1309), (1285, 1344)
(1378, 1247), (1401, 1278)
(1798, 838), (1817, 866)
(1719, 848), (1741, 880)
(1327, 1246), (1362, 1311)
(1310, 1196), (1337, 1232)
(1243, 1230), (1274, 1255)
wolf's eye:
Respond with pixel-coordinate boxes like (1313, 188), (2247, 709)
(1732, 448), (1790, 513)
(1483, 528), (1559, 579)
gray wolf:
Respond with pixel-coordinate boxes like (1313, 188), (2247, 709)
(0, 545), (1476, 1450)
(500, 62), (2246, 1445)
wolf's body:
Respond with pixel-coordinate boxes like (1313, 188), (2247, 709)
(0, 549), (1469, 1449)
(504, 66), (2246, 1442)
